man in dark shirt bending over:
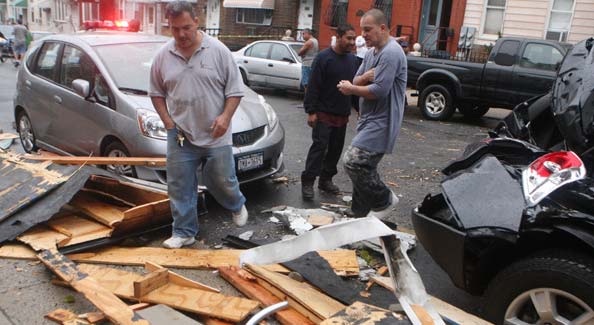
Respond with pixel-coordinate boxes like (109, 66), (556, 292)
(301, 24), (358, 199)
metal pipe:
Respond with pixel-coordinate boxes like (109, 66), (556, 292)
(245, 301), (289, 325)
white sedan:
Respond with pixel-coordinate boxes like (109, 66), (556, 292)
(233, 40), (304, 91)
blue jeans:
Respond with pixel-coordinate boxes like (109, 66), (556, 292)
(167, 128), (245, 237)
(301, 66), (312, 88)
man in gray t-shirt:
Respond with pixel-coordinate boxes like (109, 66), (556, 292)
(149, 1), (248, 249)
(337, 9), (407, 220)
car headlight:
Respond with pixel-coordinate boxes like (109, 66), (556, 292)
(137, 109), (167, 139)
(259, 95), (278, 130)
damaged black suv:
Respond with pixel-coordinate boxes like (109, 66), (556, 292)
(413, 38), (594, 324)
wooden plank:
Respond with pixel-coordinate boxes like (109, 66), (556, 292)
(45, 309), (80, 324)
(46, 214), (113, 246)
(37, 249), (149, 325)
(245, 264), (345, 320)
(24, 154), (166, 167)
(86, 175), (168, 205)
(133, 268), (168, 298)
(0, 243), (37, 259)
(371, 276), (493, 325)
(320, 301), (409, 325)
(219, 266), (315, 325)
(78, 264), (259, 323)
(124, 198), (170, 221)
(69, 191), (127, 227)
(145, 261), (220, 293)
(65, 246), (357, 275)
(17, 225), (70, 251)
(81, 188), (137, 208)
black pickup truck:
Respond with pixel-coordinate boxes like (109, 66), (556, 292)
(408, 37), (571, 120)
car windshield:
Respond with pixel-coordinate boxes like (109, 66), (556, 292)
(289, 44), (303, 63)
(94, 42), (165, 93)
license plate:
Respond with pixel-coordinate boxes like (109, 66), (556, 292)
(237, 152), (264, 172)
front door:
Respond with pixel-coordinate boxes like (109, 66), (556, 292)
(419, 0), (443, 51)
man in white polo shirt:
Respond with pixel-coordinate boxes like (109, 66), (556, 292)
(149, 1), (248, 249)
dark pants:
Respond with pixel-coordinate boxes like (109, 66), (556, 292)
(302, 121), (347, 180)
(343, 146), (391, 216)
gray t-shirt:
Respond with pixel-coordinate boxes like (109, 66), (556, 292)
(149, 32), (244, 148)
(352, 39), (407, 154)
(13, 25), (27, 46)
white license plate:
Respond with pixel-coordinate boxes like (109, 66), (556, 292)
(237, 153), (264, 171)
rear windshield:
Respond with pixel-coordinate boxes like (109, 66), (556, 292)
(94, 42), (165, 92)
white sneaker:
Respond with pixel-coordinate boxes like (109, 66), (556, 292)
(367, 191), (399, 220)
(232, 205), (249, 227)
(162, 236), (195, 249)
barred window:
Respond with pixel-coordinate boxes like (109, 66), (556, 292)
(236, 9), (272, 26)
(324, 0), (348, 27)
(372, 0), (392, 28)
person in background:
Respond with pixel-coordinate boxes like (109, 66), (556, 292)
(149, 1), (248, 249)
(281, 29), (295, 41)
(337, 9), (407, 220)
(297, 28), (318, 92)
(355, 34), (368, 66)
(301, 24), (358, 199)
(12, 19), (29, 67)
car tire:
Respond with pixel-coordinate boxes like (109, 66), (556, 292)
(483, 250), (594, 325)
(458, 104), (489, 119)
(419, 84), (455, 121)
(17, 111), (38, 153)
(240, 69), (249, 86)
(103, 141), (137, 178)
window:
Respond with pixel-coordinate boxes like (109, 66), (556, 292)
(270, 44), (292, 61)
(372, 0), (392, 27)
(60, 45), (95, 89)
(492, 39), (519, 66)
(236, 9), (272, 25)
(546, 0), (574, 42)
(324, 0), (348, 27)
(148, 6), (154, 24)
(483, 0), (506, 35)
(246, 43), (270, 59)
(82, 3), (100, 22)
(34, 42), (61, 81)
(520, 43), (564, 71)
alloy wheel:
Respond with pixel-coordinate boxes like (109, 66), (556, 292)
(425, 92), (446, 115)
(504, 288), (594, 325)
(18, 114), (36, 152)
(106, 148), (135, 177)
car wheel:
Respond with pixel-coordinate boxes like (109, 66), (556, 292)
(17, 111), (38, 153)
(458, 104), (490, 119)
(483, 250), (594, 325)
(240, 69), (249, 86)
(103, 141), (137, 178)
(419, 84), (455, 121)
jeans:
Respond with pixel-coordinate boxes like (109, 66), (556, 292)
(167, 128), (245, 237)
(302, 121), (346, 180)
(343, 145), (391, 217)
(301, 66), (312, 88)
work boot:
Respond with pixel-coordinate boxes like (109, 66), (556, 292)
(301, 176), (315, 200)
(318, 177), (340, 194)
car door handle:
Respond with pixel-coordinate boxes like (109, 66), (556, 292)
(25, 80), (32, 87)
(53, 95), (62, 104)
(244, 60), (248, 63)
(268, 63), (273, 67)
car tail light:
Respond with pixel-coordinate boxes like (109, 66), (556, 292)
(522, 151), (586, 206)
(115, 20), (129, 28)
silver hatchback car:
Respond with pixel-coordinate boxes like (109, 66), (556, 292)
(14, 32), (285, 184)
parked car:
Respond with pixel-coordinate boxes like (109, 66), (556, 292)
(412, 38), (594, 324)
(14, 32), (285, 185)
(233, 40), (303, 91)
(408, 37), (571, 120)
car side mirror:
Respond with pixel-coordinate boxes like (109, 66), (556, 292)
(282, 57), (296, 63)
(72, 79), (91, 99)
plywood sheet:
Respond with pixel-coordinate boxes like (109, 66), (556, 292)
(66, 247), (357, 275)
(69, 191), (127, 227)
(0, 243), (38, 259)
(24, 154), (166, 167)
(46, 214), (113, 246)
(219, 266), (315, 325)
(17, 225), (70, 251)
(246, 264), (345, 320)
(37, 249), (149, 325)
(78, 264), (259, 323)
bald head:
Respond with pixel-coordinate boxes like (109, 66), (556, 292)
(362, 8), (388, 27)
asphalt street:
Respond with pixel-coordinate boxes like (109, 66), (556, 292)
(0, 60), (510, 324)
